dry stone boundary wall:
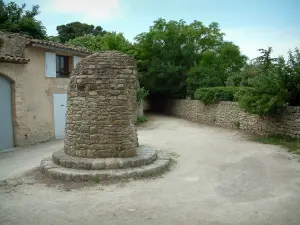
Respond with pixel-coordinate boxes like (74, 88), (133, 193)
(166, 100), (300, 138)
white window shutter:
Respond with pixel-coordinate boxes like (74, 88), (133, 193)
(45, 52), (56, 77)
(73, 56), (82, 68)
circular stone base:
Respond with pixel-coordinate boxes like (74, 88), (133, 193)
(40, 154), (170, 182)
(52, 146), (157, 170)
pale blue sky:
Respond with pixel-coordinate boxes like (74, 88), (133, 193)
(13, 0), (300, 58)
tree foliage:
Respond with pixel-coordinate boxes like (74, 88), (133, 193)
(134, 18), (224, 98)
(67, 32), (133, 54)
(285, 48), (300, 105)
(194, 86), (245, 104)
(236, 71), (288, 116)
(187, 42), (247, 97)
(56, 22), (106, 43)
(226, 63), (261, 86)
(136, 87), (149, 105)
(254, 47), (278, 71)
(233, 47), (300, 115)
(0, 0), (46, 39)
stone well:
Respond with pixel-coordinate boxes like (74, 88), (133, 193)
(41, 51), (170, 181)
(64, 51), (138, 158)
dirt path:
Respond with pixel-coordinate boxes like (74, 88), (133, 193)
(1, 115), (300, 225)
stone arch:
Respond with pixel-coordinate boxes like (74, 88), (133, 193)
(0, 73), (16, 148)
(0, 72), (15, 83)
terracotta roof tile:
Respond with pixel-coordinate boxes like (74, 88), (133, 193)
(29, 39), (92, 55)
(0, 54), (30, 64)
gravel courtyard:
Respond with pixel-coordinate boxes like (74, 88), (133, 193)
(1, 115), (300, 225)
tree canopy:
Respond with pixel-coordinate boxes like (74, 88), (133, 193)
(228, 47), (300, 115)
(56, 22), (106, 43)
(0, 0), (46, 39)
(187, 42), (247, 97)
(134, 18), (225, 98)
(2, 1), (300, 116)
(67, 32), (133, 54)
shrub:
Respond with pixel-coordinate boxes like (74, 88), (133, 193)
(226, 64), (261, 86)
(235, 71), (288, 116)
(194, 87), (243, 104)
(136, 115), (148, 124)
(136, 87), (149, 105)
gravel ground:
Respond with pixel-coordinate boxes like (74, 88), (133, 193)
(1, 115), (300, 225)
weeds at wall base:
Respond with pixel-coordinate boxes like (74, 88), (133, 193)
(137, 116), (148, 124)
(252, 135), (300, 155)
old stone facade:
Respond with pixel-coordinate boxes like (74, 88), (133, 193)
(0, 31), (90, 148)
(64, 52), (138, 158)
(166, 100), (300, 138)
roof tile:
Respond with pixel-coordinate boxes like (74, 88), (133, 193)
(29, 39), (92, 55)
(0, 54), (30, 64)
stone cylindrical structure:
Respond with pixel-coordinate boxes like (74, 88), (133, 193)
(64, 51), (138, 158)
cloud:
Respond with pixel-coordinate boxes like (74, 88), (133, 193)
(223, 28), (300, 59)
(48, 0), (122, 21)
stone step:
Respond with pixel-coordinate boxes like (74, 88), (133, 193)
(40, 156), (170, 182)
(52, 146), (157, 170)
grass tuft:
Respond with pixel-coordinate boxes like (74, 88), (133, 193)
(252, 135), (300, 155)
(137, 116), (148, 124)
(93, 176), (101, 184)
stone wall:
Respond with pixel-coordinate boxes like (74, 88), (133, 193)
(0, 31), (29, 57)
(166, 100), (300, 138)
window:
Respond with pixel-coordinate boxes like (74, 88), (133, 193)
(56, 55), (70, 78)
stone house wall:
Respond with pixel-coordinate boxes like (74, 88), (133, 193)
(0, 46), (70, 146)
(166, 100), (300, 138)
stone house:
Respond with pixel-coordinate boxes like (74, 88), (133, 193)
(0, 32), (91, 150)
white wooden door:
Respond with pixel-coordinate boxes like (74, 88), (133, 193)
(0, 76), (14, 149)
(53, 94), (67, 139)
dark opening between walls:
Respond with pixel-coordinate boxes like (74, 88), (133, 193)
(146, 93), (170, 113)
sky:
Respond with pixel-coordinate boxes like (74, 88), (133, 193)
(13, 0), (300, 59)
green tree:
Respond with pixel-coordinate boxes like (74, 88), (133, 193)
(227, 63), (261, 87)
(187, 42), (247, 97)
(236, 71), (288, 116)
(0, 0), (46, 39)
(56, 22), (106, 43)
(254, 47), (278, 71)
(235, 47), (300, 115)
(67, 32), (133, 54)
(134, 18), (224, 98)
(284, 48), (300, 105)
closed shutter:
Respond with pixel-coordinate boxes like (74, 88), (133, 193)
(73, 56), (82, 68)
(45, 52), (56, 77)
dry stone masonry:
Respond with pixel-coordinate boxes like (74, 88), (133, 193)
(64, 51), (138, 158)
(166, 100), (300, 138)
(41, 51), (170, 181)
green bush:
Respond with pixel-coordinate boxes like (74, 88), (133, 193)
(194, 87), (243, 104)
(136, 87), (149, 105)
(235, 71), (288, 116)
(136, 115), (148, 124)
